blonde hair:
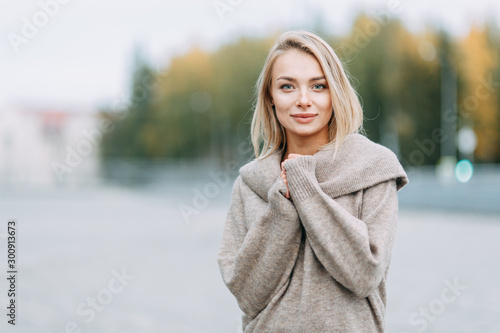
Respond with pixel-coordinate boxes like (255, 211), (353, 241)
(250, 30), (365, 162)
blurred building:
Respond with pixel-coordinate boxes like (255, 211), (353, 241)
(0, 105), (101, 187)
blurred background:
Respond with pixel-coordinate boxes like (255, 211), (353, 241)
(0, 0), (499, 332)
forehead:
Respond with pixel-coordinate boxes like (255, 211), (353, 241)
(272, 49), (324, 78)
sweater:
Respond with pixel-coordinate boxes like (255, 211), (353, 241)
(217, 133), (409, 332)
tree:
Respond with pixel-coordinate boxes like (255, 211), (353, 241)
(458, 23), (499, 162)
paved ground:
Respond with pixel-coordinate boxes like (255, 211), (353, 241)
(397, 165), (500, 215)
(0, 183), (498, 333)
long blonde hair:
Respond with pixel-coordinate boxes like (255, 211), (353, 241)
(250, 30), (365, 162)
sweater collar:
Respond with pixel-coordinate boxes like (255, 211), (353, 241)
(239, 133), (409, 202)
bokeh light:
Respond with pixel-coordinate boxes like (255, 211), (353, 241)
(455, 159), (474, 183)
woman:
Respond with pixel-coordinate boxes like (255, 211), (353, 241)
(217, 30), (409, 332)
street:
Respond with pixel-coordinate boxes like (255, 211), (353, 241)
(0, 181), (498, 333)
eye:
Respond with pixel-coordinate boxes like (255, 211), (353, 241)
(280, 84), (293, 90)
(313, 83), (327, 90)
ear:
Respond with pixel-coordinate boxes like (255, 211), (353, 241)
(270, 97), (274, 106)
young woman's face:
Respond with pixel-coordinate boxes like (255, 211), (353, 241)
(270, 49), (333, 144)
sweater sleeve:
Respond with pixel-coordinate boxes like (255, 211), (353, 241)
(283, 156), (399, 298)
(217, 175), (303, 319)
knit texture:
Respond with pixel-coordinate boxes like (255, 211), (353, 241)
(217, 133), (409, 332)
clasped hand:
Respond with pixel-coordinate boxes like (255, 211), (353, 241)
(280, 153), (303, 199)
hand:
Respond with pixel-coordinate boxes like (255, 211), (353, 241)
(280, 154), (304, 199)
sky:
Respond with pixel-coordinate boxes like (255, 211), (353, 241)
(1, 0), (499, 112)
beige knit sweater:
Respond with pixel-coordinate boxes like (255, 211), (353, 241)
(217, 133), (409, 332)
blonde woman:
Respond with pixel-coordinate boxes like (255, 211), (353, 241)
(217, 30), (409, 332)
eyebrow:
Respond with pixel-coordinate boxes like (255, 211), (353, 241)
(277, 75), (326, 82)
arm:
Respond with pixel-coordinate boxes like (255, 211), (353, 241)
(217, 175), (303, 318)
(283, 156), (399, 298)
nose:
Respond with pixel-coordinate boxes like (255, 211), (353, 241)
(296, 88), (312, 108)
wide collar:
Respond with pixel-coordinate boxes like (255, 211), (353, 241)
(239, 133), (409, 202)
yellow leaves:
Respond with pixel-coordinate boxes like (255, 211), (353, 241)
(163, 47), (213, 97)
(460, 25), (497, 81)
(458, 24), (499, 161)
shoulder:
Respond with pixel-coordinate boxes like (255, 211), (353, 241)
(238, 158), (258, 191)
(327, 133), (403, 177)
(237, 150), (282, 201)
(331, 133), (409, 193)
(238, 149), (278, 178)
(229, 174), (256, 198)
(230, 174), (244, 194)
(238, 158), (257, 179)
(343, 133), (398, 162)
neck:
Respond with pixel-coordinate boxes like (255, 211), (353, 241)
(282, 131), (329, 162)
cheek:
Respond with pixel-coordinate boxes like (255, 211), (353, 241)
(273, 93), (294, 108)
(318, 96), (333, 117)
(274, 108), (289, 126)
(319, 111), (333, 128)
(272, 95), (293, 122)
(318, 94), (332, 109)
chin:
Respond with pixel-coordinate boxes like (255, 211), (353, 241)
(291, 129), (319, 137)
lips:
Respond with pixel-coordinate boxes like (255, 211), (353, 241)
(291, 113), (318, 124)
(291, 113), (317, 118)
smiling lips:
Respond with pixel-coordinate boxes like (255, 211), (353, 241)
(291, 113), (317, 118)
(291, 113), (317, 123)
